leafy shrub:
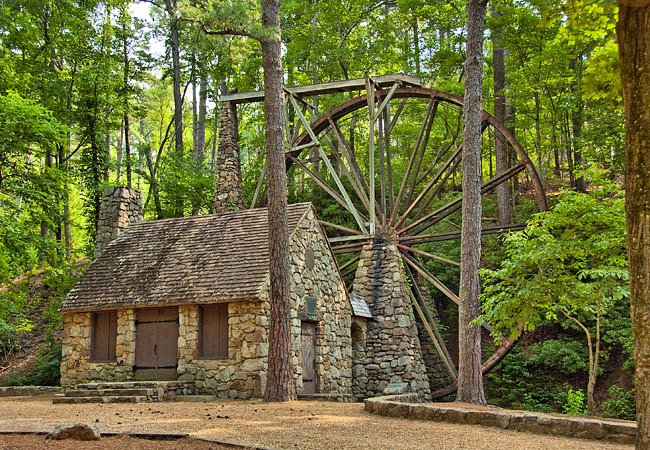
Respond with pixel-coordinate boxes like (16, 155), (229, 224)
(528, 339), (589, 375)
(601, 385), (636, 420)
(564, 389), (587, 416)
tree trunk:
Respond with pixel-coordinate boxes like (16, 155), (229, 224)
(122, 13), (132, 187)
(491, 5), (512, 226)
(570, 56), (586, 192)
(196, 77), (208, 163)
(165, 0), (183, 158)
(117, 124), (123, 183)
(456, 0), (487, 406)
(617, 3), (650, 447)
(261, 0), (295, 402)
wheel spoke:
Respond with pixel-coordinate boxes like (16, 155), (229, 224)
(339, 254), (360, 278)
(250, 159), (267, 208)
(319, 220), (363, 235)
(399, 223), (527, 245)
(390, 97), (437, 226)
(289, 94), (369, 234)
(289, 155), (368, 229)
(397, 243), (460, 267)
(401, 252), (460, 305)
(403, 263), (458, 381)
(331, 241), (370, 255)
(394, 143), (462, 228)
(406, 100), (439, 207)
(401, 162), (527, 235)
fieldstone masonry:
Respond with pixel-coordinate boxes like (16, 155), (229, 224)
(60, 309), (136, 386)
(94, 187), (143, 258)
(213, 101), (245, 213)
(351, 238), (431, 401)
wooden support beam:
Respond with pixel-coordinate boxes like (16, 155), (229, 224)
(289, 94), (369, 234)
(366, 76), (377, 235)
(220, 74), (422, 104)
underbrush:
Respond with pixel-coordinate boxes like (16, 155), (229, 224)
(0, 263), (82, 386)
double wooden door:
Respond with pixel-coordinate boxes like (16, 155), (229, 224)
(134, 307), (178, 380)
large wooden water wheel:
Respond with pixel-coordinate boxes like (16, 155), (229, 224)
(224, 75), (547, 397)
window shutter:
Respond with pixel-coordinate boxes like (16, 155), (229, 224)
(200, 304), (228, 359)
(91, 310), (117, 361)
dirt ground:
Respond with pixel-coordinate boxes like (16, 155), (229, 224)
(0, 396), (634, 450)
(0, 434), (231, 450)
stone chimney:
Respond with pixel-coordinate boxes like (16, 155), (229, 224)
(213, 100), (245, 213)
(94, 186), (143, 258)
(350, 238), (432, 401)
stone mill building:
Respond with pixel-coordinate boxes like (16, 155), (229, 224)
(59, 96), (451, 401)
(60, 192), (354, 399)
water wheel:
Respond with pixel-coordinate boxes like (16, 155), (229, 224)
(240, 75), (548, 398)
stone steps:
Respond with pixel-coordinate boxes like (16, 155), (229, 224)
(53, 395), (149, 404)
(53, 381), (195, 404)
(63, 388), (155, 398)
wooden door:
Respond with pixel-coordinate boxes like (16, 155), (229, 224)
(134, 307), (179, 380)
(301, 322), (316, 394)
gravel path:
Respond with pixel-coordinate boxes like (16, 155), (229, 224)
(0, 396), (634, 450)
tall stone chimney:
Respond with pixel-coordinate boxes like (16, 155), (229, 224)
(94, 186), (143, 258)
(213, 100), (245, 213)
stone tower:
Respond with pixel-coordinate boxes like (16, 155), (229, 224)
(350, 237), (431, 400)
(213, 100), (245, 213)
(94, 186), (143, 258)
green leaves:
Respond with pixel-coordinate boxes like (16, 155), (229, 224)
(479, 170), (628, 342)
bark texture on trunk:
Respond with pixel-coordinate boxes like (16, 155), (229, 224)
(617, 3), (650, 447)
(165, 0), (183, 158)
(261, 0), (295, 402)
(456, 0), (487, 406)
(491, 5), (512, 226)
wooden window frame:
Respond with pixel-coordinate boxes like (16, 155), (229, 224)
(90, 310), (117, 362)
(199, 303), (229, 360)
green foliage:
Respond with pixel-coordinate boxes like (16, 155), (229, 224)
(479, 171), (628, 342)
(528, 339), (588, 376)
(564, 389), (587, 416)
(485, 347), (569, 413)
(601, 385), (636, 421)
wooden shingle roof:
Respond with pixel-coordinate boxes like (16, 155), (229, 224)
(62, 203), (313, 311)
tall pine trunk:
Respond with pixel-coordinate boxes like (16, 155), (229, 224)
(491, 4), (512, 226)
(261, 0), (295, 402)
(457, 0), (487, 405)
(617, 2), (650, 447)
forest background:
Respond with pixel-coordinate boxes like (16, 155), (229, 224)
(0, 0), (634, 419)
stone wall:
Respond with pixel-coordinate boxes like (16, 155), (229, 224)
(95, 187), (143, 258)
(60, 309), (136, 386)
(351, 239), (431, 400)
(177, 302), (269, 399)
(281, 208), (353, 396)
(213, 101), (245, 213)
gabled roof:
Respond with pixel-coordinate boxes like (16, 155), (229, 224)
(62, 203), (313, 311)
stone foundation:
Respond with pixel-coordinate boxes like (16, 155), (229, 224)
(351, 238), (431, 400)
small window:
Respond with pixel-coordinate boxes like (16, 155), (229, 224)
(200, 304), (229, 359)
(91, 311), (117, 362)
